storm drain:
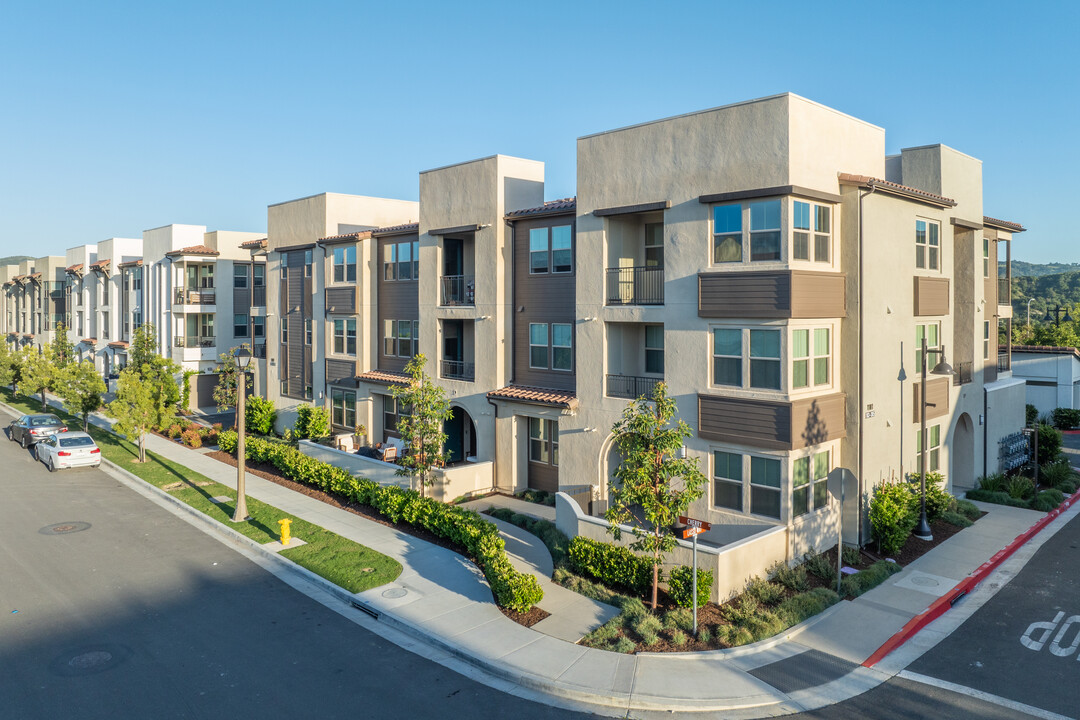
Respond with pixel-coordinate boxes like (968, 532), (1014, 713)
(382, 587), (408, 599)
(38, 522), (92, 535)
(748, 649), (857, 694)
(49, 644), (131, 676)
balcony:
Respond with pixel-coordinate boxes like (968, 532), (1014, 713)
(441, 359), (475, 381)
(952, 361), (973, 386)
(175, 336), (216, 348)
(175, 288), (216, 305)
(441, 275), (475, 306)
(605, 266), (664, 305)
(606, 374), (662, 400)
(253, 343), (266, 359)
(998, 277), (1011, 305)
(997, 352), (1010, 372)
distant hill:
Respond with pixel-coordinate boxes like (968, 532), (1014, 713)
(0, 255), (32, 267)
(1011, 270), (1080, 322)
(1008, 260), (1080, 278)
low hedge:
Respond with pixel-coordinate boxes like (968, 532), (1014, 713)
(567, 536), (654, 596)
(839, 560), (902, 597)
(218, 431), (542, 612)
(667, 565), (713, 609)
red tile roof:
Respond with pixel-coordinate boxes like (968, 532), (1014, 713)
(356, 369), (410, 386)
(90, 259), (111, 270)
(108, 341), (129, 349)
(240, 238), (268, 249)
(80, 338), (97, 345)
(506, 198), (577, 219)
(373, 222), (420, 236)
(983, 216), (1026, 233)
(319, 231), (372, 242)
(837, 173), (957, 207)
(66, 263), (84, 274)
(487, 385), (578, 410)
(118, 259), (143, 268)
(165, 244), (220, 257)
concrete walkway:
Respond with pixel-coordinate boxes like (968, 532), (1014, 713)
(461, 493), (557, 522)
(17, 394), (1079, 715)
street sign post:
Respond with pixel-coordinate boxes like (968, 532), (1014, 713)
(827, 468), (851, 595)
(678, 516), (711, 636)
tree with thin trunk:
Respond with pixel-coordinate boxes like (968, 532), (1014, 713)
(49, 322), (75, 368)
(605, 382), (706, 610)
(58, 360), (107, 431)
(129, 323), (159, 372)
(21, 346), (54, 411)
(2, 344), (29, 395)
(109, 368), (157, 463)
(390, 353), (452, 498)
(0, 341), (14, 390)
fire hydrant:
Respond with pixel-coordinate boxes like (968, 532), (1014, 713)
(278, 518), (292, 546)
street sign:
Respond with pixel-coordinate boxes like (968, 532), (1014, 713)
(678, 516), (711, 531)
(682, 526), (704, 539)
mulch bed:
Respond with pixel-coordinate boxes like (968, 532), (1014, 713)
(499, 605), (550, 627)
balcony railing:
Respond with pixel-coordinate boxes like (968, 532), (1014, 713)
(606, 374), (662, 399)
(441, 275), (475, 306)
(174, 335), (216, 348)
(605, 266), (664, 305)
(175, 289), (216, 305)
(441, 359), (475, 381)
(997, 277), (1011, 305)
(997, 352), (1010, 372)
(952, 361), (973, 386)
(253, 343), (266, 359)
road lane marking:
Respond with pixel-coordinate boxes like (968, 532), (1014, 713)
(897, 670), (1073, 720)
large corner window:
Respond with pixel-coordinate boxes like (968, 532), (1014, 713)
(384, 319), (418, 358)
(713, 450), (743, 512)
(749, 200), (781, 261)
(794, 201), (831, 262)
(916, 219), (941, 271)
(333, 246), (357, 283)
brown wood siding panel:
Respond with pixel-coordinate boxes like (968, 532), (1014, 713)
(326, 358), (356, 384)
(697, 394), (792, 450)
(914, 276), (950, 316)
(325, 286), (357, 315)
(377, 236), (419, 373)
(790, 272), (846, 318)
(286, 251), (306, 397)
(513, 216), (576, 391)
(790, 393), (847, 447)
(528, 461), (559, 493)
(912, 377), (951, 422)
(698, 272), (791, 318)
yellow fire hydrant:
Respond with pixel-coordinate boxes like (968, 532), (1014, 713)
(278, 518), (292, 546)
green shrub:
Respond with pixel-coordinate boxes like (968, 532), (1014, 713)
(907, 472), (952, 520)
(1033, 489), (1064, 512)
(293, 405), (331, 440)
(1052, 408), (1080, 430)
(803, 549), (836, 584)
(567, 536), (655, 596)
(744, 576), (785, 605)
(167, 424), (183, 439)
(663, 608), (695, 632)
(978, 473), (1007, 493)
(1026, 404), (1039, 427)
(966, 488), (1011, 505)
(1056, 478), (1078, 495)
(667, 565), (713, 609)
(776, 587), (840, 626)
(1006, 475), (1035, 500)
(768, 560), (810, 592)
(941, 511), (972, 528)
(611, 637), (637, 654)
(245, 395), (278, 435)
(841, 545), (862, 566)
(1042, 487), (1065, 505)
(717, 624), (754, 647)
(697, 626), (712, 645)
(670, 630), (687, 647)
(633, 614), (662, 645)
(840, 561), (902, 597)
(1037, 423), (1063, 463)
(955, 499), (981, 521)
(1040, 460), (1075, 488)
(181, 428), (202, 448)
(585, 619), (619, 646)
(869, 481), (917, 555)
(619, 597), (649, 623)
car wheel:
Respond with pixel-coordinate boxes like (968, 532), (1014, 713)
(21, 434), (28, 450)
(48, 456), (56, 473)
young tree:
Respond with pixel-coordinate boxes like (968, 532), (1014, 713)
(49, 322), (76, 368)
(129, 323), (160, 372)
(1, 344), (29, 394)
(0, 341), (13, 389)
(212, 344), (254, 413)
(605, 382), (706, 610)
(21, 347), (54, 411)
(390, 353), (452, 498)
(58, 360), (107, 431)
(109, 368), (158, 463)
(128, 322), (181, 415)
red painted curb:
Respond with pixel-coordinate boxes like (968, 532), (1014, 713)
(862, 493), (1078, 668)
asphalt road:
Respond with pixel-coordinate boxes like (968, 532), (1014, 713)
(0, 426), (582, 720)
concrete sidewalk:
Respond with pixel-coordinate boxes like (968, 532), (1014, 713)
(18, 395), (1078, 715)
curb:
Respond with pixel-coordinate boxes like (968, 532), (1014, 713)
(862, 492), (1080, 667)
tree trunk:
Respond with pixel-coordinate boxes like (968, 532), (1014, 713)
(651, 560), (659, 610)
(83, 413), (88, 432)
(41, 389), (47, 411)
(139, 433), (146, 463)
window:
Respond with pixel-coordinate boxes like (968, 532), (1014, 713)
(102, 312), (110, 339)
(917, 424), (941, 472)
(552, 323), (572, 371)
(397, 242), (412, 280)
(281, 262), (288, 281)
(793, 456), (810, 517)
(304, 250), (313, 278)
(133, 268), (142, 290)
(233, 264), (248, 289)
(412, 241), (420, 279)
(133, 309), (142, 332)
(814, 205), (831, 262)
(304, 318), (312, 345)
(792, 328), (830, 388)
(984, 321), (990, 360)
(529, 418), (558, 465)
(644, 223), (664, 268)
(253, 264), (265, 288)
(529, 323), (548, 368)
(712, 328), (742, 386)
(750, 200), (781, 261)
(334, 319), (356, 355)
(793, 201), (811, 261)
(382, 242), (416, 281)
(915, 323), (940, 372)
(384, 396), (411, 438)
(281, 319), (288, 344)
(397, 320), (413, 357)
(304, 385), (312, 400)
(529, 225), (573, 275)
(234, 313), (249, 338)
(200, 314), (213, 339)
(793, 450), (830, 517)
(552, 226), (572, 273)
(251, 316), (264, 340)
(713, 451), (743, 511)
(281, 379), (288, 396)
(383, 319), (417, 358)
(916, 219), (941, 270)
(712, 205), (742, 263)
(983, 238), (990, 279)
(331, 389), (356, 428)
(529, 228), (548, 274)
(750, 455), (781, 519)
(813, 451), (830, 509)
(383, 243), (396, 281)
(750, 329), (781, 389)
(645, 324), (664, 374)
(383, 319), (395, 356)
(333, 246), (356, 283)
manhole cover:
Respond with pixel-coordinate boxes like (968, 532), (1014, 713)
(39, 522), (92, 535)
(49, 645), (130, 676)
(382, 587), (408, 599)
(911, 576), (940, 587)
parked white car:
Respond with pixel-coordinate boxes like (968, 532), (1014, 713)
(34, 431), (101, 472)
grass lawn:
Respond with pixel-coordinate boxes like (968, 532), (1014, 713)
(0, 388), (401, 593)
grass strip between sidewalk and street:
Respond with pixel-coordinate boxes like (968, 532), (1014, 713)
(0, 388), (401, 593)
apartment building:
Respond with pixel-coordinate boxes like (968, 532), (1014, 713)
(2, 256), (68, 351)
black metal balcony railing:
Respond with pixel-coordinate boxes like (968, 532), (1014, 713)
(175, 289), (216, 305)
(997, 352), (1010, 372)
(952, 361), (973, 386)
(441, 359), (475, 381)
(997, 277), (1011, 304)
(606, 374), (662, 399)
(253, 343), (267, 359)
(174, 335), (216, 348)
(440, 275), (475, 306)
(605, 266), (664, 305)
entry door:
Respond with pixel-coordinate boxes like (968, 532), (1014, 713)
(444, 410), (464, 464)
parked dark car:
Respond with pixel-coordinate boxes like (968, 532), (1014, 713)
(8, 414), (68, 448)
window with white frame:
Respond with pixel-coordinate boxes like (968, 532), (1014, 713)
(281, 318), (288, 344)
(645, 324), (664, 374)
(397, 242), (413, 280)
(750, 455), (782, 519)
(234, 264), (248, 289)
(383, 244), (396, 280)
(529, 323), (548, 368)
(529, 225), (574, 274)
(552, 323), (572, 371)
(331, 388), (356, 428)
(750, 200), (781, 261)
(304, 250), (313, 278)
(713, 450), (743, 511)
(253, 264), (264, 288)
(528, 417), (558, 466)
(915, 322), (940, 372)
(794, 201), (832, 262)
(984, 321), (990, 360)
(333, 318), (356, 355)
(793, 449), (831, 517)
(792, 328), (830, 389)
(712, 328), (742, 386)
(383, 396), (410, 439)
(712, 205), (742, 263)
(644, 223), (664, 268)
(251, 316), (264, 340)
(916, 219), (941, 270)
(750, 329), (781, 389)
(382, 241), (418, 281)
(304, 318), (312, 345)
(333, 246), (356, 283)
(983, 238), (990, 279)
(383, 319), (418, 358)
(234, 313), (248, 338)
(917, 424), (941, 472)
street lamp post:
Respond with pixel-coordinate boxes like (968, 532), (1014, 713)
(915, 337), (954, 541)
(1042, 304), (1074, 327)
(232, 346), (252, 522)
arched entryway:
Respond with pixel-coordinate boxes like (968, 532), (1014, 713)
(951, 412), (976, 491)
(443, 406), (476, 465)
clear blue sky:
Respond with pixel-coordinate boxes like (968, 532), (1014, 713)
(1, 0), (1076, 263)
